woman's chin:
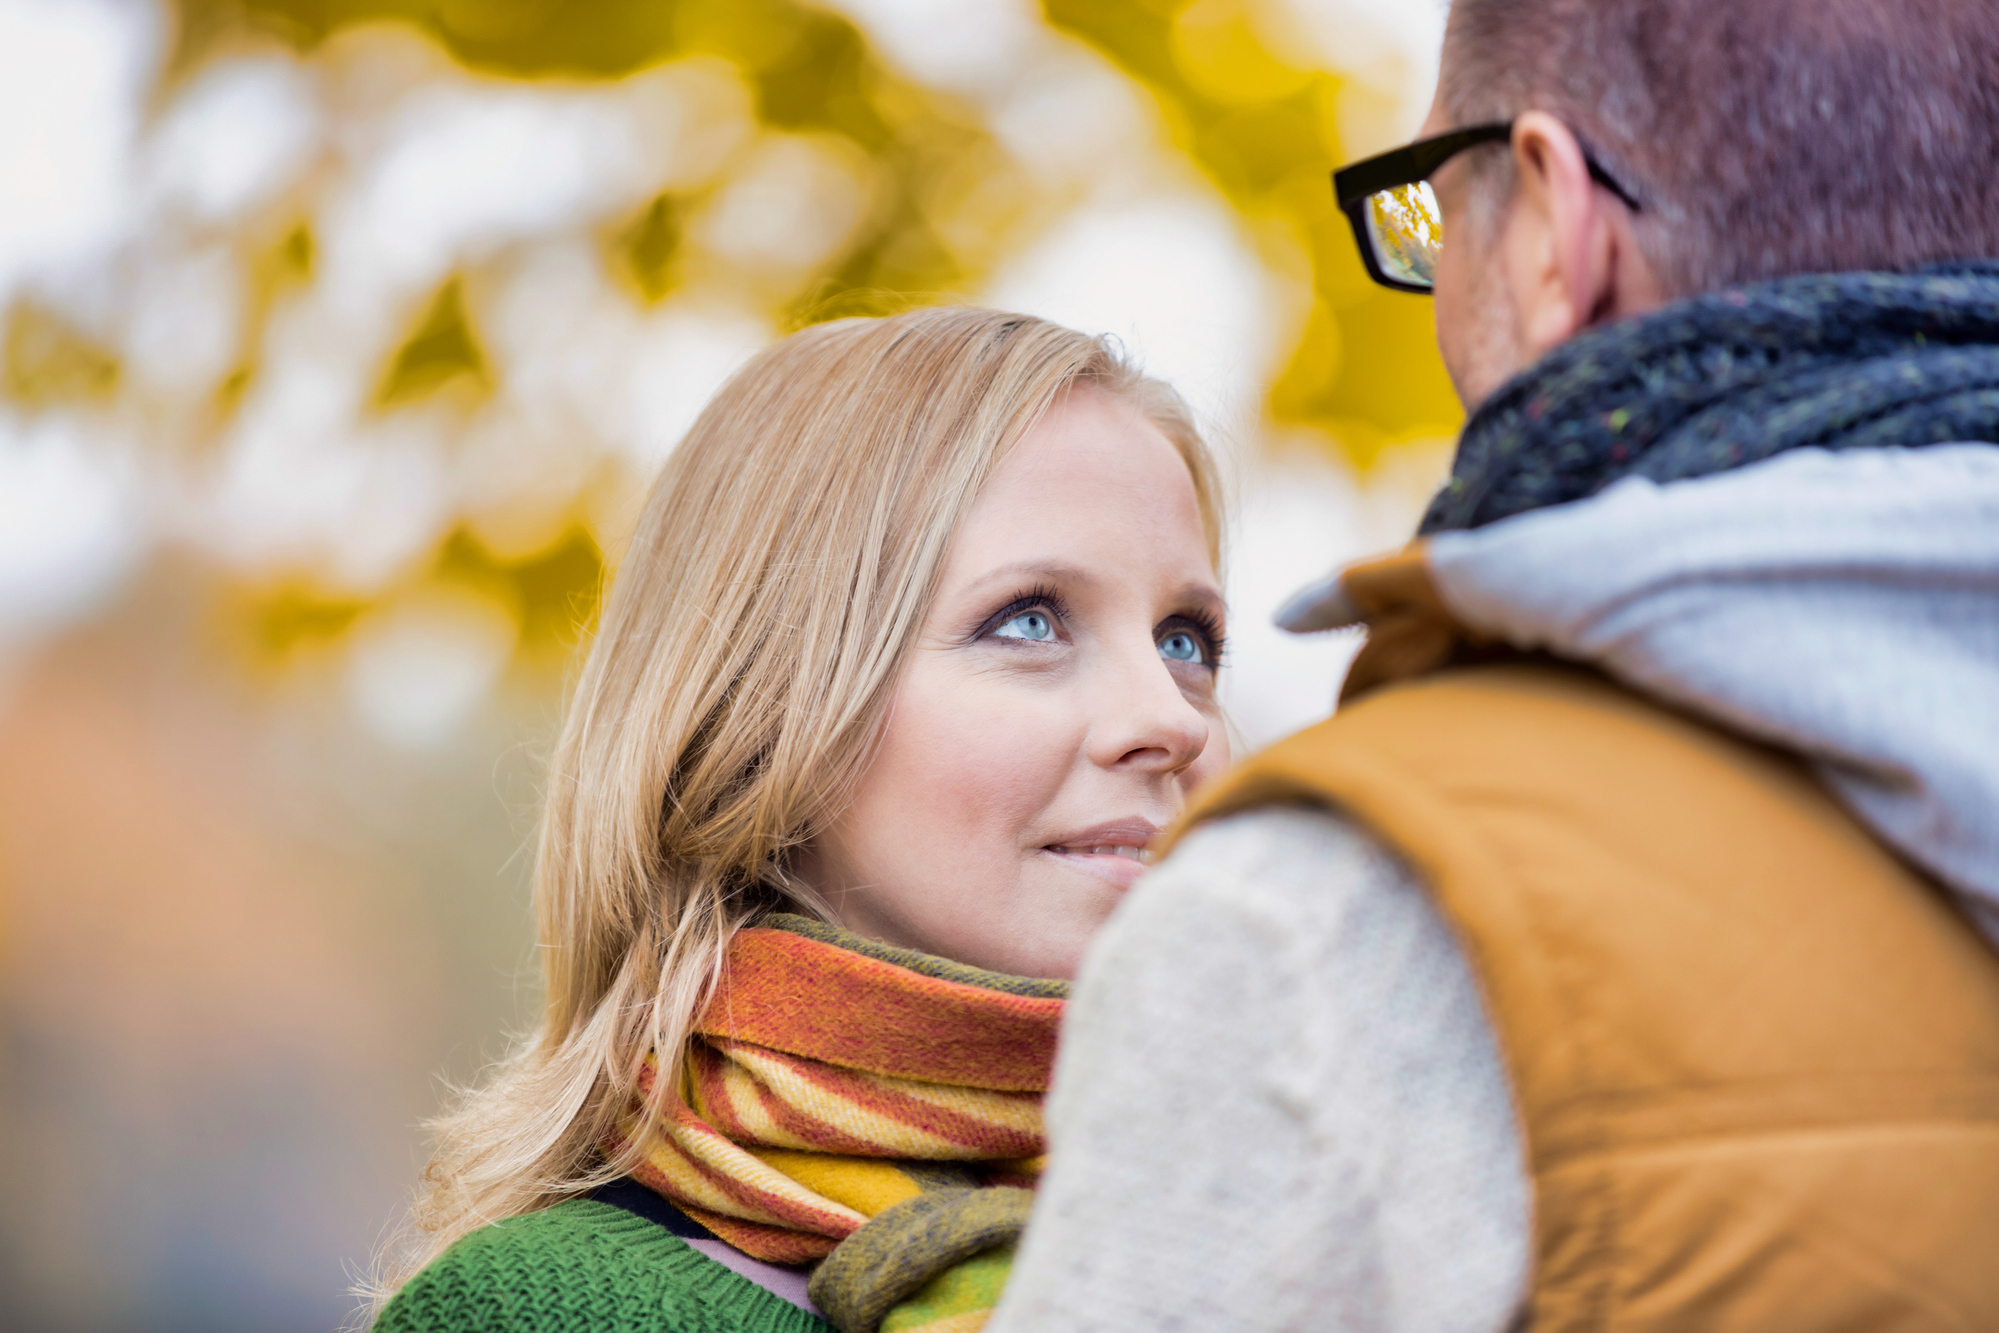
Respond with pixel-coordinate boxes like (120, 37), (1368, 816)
(1038, 846), (1148, 893)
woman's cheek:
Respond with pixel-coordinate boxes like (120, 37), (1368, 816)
(898, 671), (1078, 830)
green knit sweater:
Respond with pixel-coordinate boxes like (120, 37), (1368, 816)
(376, 1199), (835, 1332)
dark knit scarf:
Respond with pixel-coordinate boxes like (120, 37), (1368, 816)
(1421, 261), (1999, 534)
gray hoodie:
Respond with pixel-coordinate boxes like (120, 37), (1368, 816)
(1421, 442), (1999, 941)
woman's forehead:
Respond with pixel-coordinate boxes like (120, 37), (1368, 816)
(941, 394), (1217, 597)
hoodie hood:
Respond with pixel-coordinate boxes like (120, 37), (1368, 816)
(1282, 443), (1999, 941)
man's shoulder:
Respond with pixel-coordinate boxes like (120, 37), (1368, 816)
(1142, 798), (1424, 942)
(1189, 662), (1721, 835)
(375, 1199), (828, 1333)
(1167, 802), (1385, 877)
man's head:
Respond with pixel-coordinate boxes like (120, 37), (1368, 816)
(1426, 0), (1999, 408)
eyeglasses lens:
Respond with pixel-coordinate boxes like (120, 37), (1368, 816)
(1363, 181), (1442, 288)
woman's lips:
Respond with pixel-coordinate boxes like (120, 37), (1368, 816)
(1040, 844), (1150, 889)
(1047, 843), (1148, 863)
(1039, 818), (1162, 889)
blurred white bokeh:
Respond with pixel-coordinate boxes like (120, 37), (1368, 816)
(0, 413), (147, 650)
(0, 0), (158, 309)
(831, 0), (1044, 95)
(1278, 0), (1446, 155)
(986, 194), (1283, 451)
(344, 584), (520, 749)
(150, 55), (321, 223)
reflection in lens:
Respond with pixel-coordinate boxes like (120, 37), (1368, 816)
(1364, 181), (1441, 287)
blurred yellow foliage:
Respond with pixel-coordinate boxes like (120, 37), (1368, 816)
(152, 0), (1460, 675)
(378, 277), (490, 407)
(245, 523), (601, 666)
(618, 193), (684, 303)
(1041, 0), (1460, 461)
(5, 304), (122, 409)
(1171, 0), (1314, 105)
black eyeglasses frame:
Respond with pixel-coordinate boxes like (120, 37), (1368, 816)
(1332, 121), (1644, 294)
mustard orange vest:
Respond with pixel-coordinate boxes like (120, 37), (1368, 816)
(1172, 660), (1999, 1330)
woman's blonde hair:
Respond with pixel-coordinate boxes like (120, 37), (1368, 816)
(371, 306), (1221, 1305)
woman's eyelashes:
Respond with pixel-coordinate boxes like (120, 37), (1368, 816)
(977, 586), (1070, 646)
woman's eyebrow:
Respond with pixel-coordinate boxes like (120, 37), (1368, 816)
(1169, 581), (1226, 613)
(960, 561), (1094, 593)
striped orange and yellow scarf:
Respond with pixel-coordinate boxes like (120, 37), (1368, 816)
(616, 915), (1067, 1333)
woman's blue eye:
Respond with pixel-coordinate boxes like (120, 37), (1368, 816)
(1159, 630), (1204, 663)
(996, 611), (1055, 641)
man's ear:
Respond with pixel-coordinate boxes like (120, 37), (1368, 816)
(1501, 111), (1660, 356)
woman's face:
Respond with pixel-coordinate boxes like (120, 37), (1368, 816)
(802, 386), (1230, 979)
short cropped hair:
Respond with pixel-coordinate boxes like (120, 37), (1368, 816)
(1442, 0), (1999, 297)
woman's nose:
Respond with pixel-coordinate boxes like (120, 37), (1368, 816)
(1087, 647), (1212, 776)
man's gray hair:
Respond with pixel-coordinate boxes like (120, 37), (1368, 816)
(1442, 0), (1999, 297)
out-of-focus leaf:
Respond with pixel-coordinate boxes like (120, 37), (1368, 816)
(5, 304), (122, 409)
(377, 277), (489, 407)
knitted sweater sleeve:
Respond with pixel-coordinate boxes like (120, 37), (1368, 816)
(988, 806), (1532, 1333)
